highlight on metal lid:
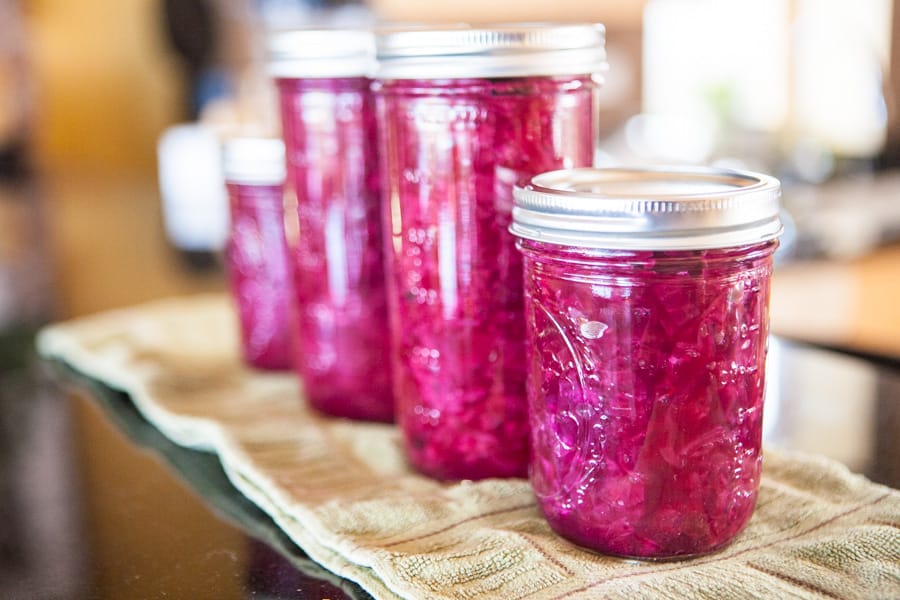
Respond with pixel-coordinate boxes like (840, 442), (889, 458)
(267, 29), (375, 78)
(511, 166), (783, 250)
(374, 23), (607, 79)
(221, 137), (285, 185)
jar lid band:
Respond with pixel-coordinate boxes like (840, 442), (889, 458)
(375, 24), (607, 79)
(267, 29), (375, 79)
(511, 167), (783, 250)
(222, 137), (285, 185)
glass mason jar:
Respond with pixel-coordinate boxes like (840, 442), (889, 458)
(223, 137), (292, 370)
(269, 30), (393, 422)
(511, 167), (783, 558)
(374, 25), (607, 480)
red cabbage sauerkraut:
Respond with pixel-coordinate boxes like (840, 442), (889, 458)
(225, 182), (293, 370)
(376, 76), (597, 479)
(519, 240), (776, 557)
(277, 77), (393, 422)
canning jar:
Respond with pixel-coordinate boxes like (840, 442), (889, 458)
(223, 137), (292, 370)
(374, 25), (607, 480)
(512, 167), (783, 558)
(269, 30), (393, 422)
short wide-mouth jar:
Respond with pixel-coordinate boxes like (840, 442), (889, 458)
(511, 167), (782, 558)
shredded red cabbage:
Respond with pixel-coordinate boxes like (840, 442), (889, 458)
(520, 241), (776, 557)
(376, 76), (596, 479)
(278, 77), (393, 422)
(225, 182), (293, 370)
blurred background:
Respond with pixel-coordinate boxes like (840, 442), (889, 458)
(2, 0), (897, 342)
(0, 1), (898, 598)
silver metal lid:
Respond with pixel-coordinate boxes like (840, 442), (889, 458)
(222, 137), (285, 185)
(267, 29), (375, 78)
(375, 23), (607, 79)
(511, 167), (783, 250)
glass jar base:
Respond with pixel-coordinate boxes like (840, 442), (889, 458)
(544, 511), (751, 561)
(572, 541), (739, 562)
(244, 355), (292, 371)
(307, 394), (395, 424)
(406, 455), (528, 482)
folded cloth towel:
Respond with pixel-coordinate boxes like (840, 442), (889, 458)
(37, 295), (900, 600)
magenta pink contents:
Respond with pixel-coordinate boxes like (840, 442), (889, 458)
(277, 77), (393, 422)
(225, 182), (293, 370)
(519, 240), (777, 557)
(376, 76), (597, 479)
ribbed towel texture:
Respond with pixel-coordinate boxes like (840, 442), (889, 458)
(37, 295), (900, 600)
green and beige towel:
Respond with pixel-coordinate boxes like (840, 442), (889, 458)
(37, 295), (900, 599)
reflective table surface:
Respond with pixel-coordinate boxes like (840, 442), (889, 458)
(0, 336), (897, 599)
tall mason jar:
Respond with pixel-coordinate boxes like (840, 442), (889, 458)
(269, 30), (393, 422)
(222, 137), (292, 370)
(374, 25), (607, 479)
(511, 167), (783, 558)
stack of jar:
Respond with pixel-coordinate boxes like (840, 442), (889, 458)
(221, 24), (783, 561)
